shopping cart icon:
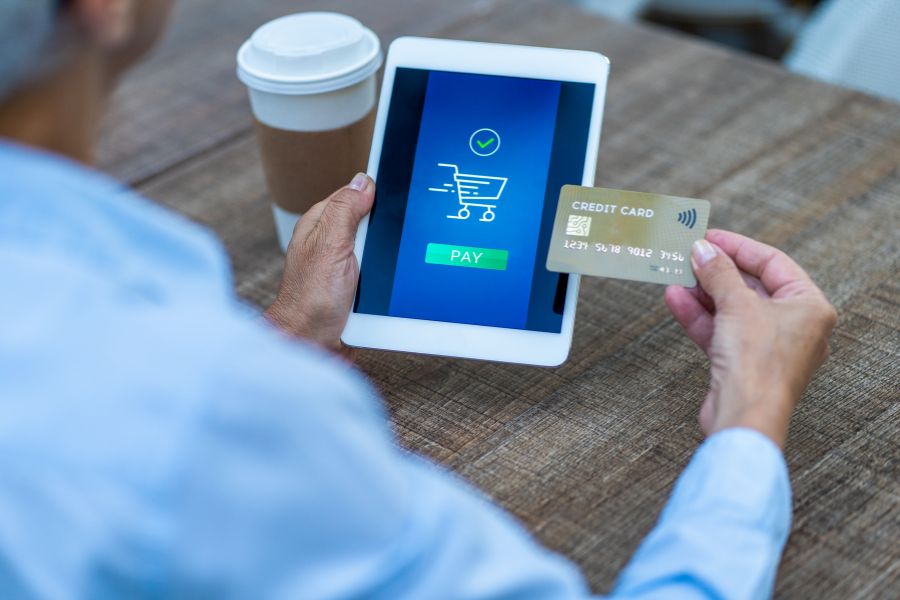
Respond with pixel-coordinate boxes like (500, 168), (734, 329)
(428, 163), (508, 222)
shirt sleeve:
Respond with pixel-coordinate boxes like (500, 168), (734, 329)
(611, 428), (792, 600)
(165, 318), (790, 600)
(165, 321), (589, 599)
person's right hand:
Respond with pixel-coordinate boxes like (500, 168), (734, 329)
(264, 173), (374, 360)
(664, 230), (837, 448)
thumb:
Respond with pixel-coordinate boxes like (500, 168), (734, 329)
(319, 173), (375, 244)
(692, 239), (746, 306)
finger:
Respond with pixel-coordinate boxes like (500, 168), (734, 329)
(740, 271), (770, 299)
(317, 173), (375, 246)
(287, 174), (374, 253)
(685, 283), (714, 313)
(290, 198), (330, 243)
(698, 393), (716, 436)
(706, 229), (816, 298)
(665, 285), (714, 351)
(691, 240), (748, 307)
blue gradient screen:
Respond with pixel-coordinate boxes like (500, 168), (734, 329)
(355, 68), (594, 333)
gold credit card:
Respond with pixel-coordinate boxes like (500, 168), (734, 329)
(546, 185), (710, 286)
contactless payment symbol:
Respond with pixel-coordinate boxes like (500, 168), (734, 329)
(677, 208), (698, 229)
(469, 128), (500, 157)
(566, 215), (592, 237)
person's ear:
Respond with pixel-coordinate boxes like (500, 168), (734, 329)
(72, 0), (135, 48)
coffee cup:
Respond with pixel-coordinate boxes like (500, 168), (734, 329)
(237, 12), (382, 251)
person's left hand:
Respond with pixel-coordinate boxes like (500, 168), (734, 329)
(264, 173), (374, 360)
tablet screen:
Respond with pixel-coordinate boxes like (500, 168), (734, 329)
(355, 68), (595, 333)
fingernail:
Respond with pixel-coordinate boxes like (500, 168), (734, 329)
(692, 239), (717, 267)
(349, 172), (369, 191)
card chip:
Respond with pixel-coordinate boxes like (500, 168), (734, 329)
(566, 215), (592, 237)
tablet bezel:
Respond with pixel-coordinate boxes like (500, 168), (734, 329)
(342, 37), (609, 366)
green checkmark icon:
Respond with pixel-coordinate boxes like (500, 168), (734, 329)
(470, 128), (500, 155)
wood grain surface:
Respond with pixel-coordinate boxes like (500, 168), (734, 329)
(104, 1), (900, 597)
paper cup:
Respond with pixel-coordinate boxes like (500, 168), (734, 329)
(237, 12), (382, 251)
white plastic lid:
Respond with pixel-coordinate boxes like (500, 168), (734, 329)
(237, 12), (382, 95)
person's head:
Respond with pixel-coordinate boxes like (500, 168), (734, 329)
(0, 0), (173, 98)
(0, 0), (174, 159)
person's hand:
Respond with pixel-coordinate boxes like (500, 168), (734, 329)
(264, 173), (374, 359)
(664, 229), (837, 448)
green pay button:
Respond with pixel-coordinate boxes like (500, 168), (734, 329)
(425, 243), (508, 271)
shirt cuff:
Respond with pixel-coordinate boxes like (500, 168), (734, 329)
(662, 427), (792, 542)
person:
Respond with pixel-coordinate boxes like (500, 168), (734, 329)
(0, 1), (837, 598)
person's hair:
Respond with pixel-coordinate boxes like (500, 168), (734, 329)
(0, 0), (57, 99)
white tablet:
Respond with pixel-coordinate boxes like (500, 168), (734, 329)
(343, 37), (609, 366)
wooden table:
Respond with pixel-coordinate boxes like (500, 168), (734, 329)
(99, 1), (900, 596)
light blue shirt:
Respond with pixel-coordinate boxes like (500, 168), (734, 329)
(0, 141), (792, 599)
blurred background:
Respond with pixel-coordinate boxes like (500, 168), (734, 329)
(571, 0), (900, 103)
